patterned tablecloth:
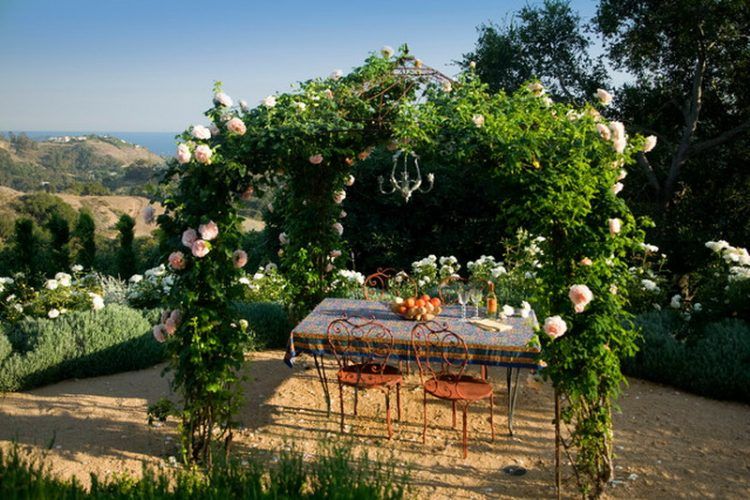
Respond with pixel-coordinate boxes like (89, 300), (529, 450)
(285, 298), (542, 369)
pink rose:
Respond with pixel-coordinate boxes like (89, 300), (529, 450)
(168, 251), (186, 270)
(233, 249), (248, 268)
(182, 228), (198, 248)
(612, 182), (624, 195)
(169, 309), (182, 326)
(333, 190), (346, 204)
(176, 143), (191, 164)
(608, 218), (622, 236)
(194, 145), (213, 164)
(596, 88), (612, 106)
(579, 257), (593, 266)
(240, 185), (254, 201)
(643, 135), (657, 153)
(191, 239), (210, 258)
(309, 154), (324, 165)
(226, 117), (247, 135)
(543, 316), (567, 339)
(332, 222), (344, 236)
(609, 121), (625, 140)
(613, 136), (627, 154)
(199, 221), (219, 241)
(152, 325), (166, 343)
(164, 317), (177, 335)
(191, 125), (211, 140)
(569, 284), (594, 313)
(596, 123), (611, 141)
(213, 92), (233, 107)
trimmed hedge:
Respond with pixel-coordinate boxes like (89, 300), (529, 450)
(233, 302), (294, 349)
(0, 305), (165, 392)
(624, 311), (750, 403)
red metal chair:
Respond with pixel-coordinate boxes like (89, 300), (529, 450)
(327, 317), (403, 438)
(411, 321), (494, 458)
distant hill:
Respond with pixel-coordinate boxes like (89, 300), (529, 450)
(0, 186), (163, 238)
(0, 133), (165, 195)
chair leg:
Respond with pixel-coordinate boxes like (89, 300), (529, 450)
(462, 405), (468, 459)
(452, 401), (457, 429)
(338, 382), (345, 433)
(396, 383), (402, 421)
(489, 394), (495, 441)
(385, 390), (393, 439)
(422, 390), (427, 444)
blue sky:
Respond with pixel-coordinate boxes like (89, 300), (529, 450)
(0, 0), (600, 132)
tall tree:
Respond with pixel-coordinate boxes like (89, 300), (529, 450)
(596, 0), (750, 202)
(46, 213), (71, 273)
(115, 214), (136, 278)
(74, 210), (96, 269)
(463, 0), (608, 102)
(13, 218), (37, 276)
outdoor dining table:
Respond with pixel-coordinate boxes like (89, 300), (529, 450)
(284, 297), (542, 435)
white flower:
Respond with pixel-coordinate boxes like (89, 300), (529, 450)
(693, 303), (703, 312)
(279, 232), (289, 245)
(381, 45), (394, 58)
(520, 301), (532, 318)
(330, 69), (343, 80)
(608, 218), (622, 236)
(45, 279), (59, 290)
(293, 101), (307, 111)
(252, 272), (265, 280)
(468, 60), (476, 69)
(71, 264), (84, 273)
(333, 190), (346, 204)
(13, 304), (23, 313)
(705, 240), (730, 253)
(597, 123), (611, 141)
(670, 294), (682, 309)
(596, 88), (612, 106)
(332, 222), (344, 236)
(90, 293), (105, 311)
(129, 274), (143, 284)
(48, 308), (60, 319)
(441, 80), (452, 93)
(239, 99), (249, 111)
(239, 277), (251, 285)
(262, 95), (277, 108)
(643, 135), (657, 153)
(191, 125), (211, 140)
(55, 272), (72, 287)
(527, 82), (544, 96)
(618, 169), (628, 181)
(345, 175), (355, 186)
(500, 305), (515, 318)
(641, 279), (660, 292)
(641, 243), (659, 253)
(490, 266), (507, 278)
(213, 92), (233, 107)
(265, 262), (278, 273)
(612, 182), (624, 195)
(472, 114), (485, 128)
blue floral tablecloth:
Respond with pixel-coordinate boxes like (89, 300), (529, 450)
(284, 298), (541, 369)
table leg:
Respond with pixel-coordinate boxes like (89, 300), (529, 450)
(506, 366), (521, 436)
(313, 353), (331, 417)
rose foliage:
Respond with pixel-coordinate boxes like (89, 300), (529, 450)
(156, 45), (651, 497)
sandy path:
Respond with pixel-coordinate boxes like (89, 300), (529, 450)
(1, 350), (748, 498)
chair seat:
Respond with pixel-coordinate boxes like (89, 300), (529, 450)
(424, 374), (493, 401)
(337, 363), (402, 388)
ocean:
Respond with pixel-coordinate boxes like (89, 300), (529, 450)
(3, 131), (179, 157)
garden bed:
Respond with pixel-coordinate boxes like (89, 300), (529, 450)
(1, 350), (748, 498)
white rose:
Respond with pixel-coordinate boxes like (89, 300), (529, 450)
(48, 308), (60, 319)
(191, 125), (211, 140)
(213, 92), (233, 107)
(262, 95), (277, 108)
(381, 45), (394, 58)
(330, 69), (343, 80)
(472, 114), (485, 128)
(643, 135), (657, 153)
(596, 88), (613, 106)
(45, 279), (59, 290)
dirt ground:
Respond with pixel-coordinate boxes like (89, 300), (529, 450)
(1, 350), (748, 499)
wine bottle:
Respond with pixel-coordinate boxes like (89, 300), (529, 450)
(486, 281), (498, 318)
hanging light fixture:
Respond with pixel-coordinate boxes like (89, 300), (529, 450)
(378, 150), (434, 202)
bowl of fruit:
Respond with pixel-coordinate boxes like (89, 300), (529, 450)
(389, 294), (443, 322)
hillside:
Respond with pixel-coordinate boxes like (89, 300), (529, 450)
(0, 133), (165, 195)
(0, 186), (162, 238)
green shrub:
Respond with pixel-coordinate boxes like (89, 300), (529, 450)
(0, 443), (408, 499)
(0, 305), (165, 392)
(624, 311), (750, 403)
(233, 302), (293, 349)
(0, 329), (11, 363)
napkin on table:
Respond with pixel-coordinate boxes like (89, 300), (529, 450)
(467, 318), (513, 332)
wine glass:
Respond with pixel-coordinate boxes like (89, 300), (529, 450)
(456, 284), (468, 321)
(469, 287), (482, 319)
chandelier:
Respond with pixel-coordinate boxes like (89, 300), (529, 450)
(378, 150), (434, 202)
